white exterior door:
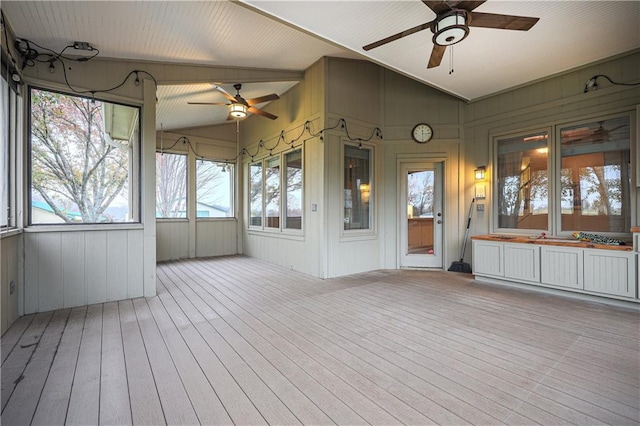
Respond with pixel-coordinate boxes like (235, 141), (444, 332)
(399, 162), (444, 268)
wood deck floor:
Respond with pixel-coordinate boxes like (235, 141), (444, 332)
(2, 255), (639, 425)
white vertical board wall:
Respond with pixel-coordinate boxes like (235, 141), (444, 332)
(23, 229), (145, 314)
(1, 234), (21, 334)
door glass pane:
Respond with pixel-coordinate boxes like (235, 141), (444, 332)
(407, 170), (435, 255)
(344, 145), (372, 230)
(560, 116), (631, 233)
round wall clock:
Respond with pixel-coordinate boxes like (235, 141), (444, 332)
(411, 123), (433, 143)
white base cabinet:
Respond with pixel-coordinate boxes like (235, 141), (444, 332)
(472, 239), (638, 302)
(541, 246), (583, 289)
(504, 243), (540, 283)
(583, 249), (636, 298)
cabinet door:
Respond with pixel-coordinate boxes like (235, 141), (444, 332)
(504, 243), (540, 283)
(472, 241), (504, 277)
(541, 246), (583, 289)
(583, 250), (637, 298)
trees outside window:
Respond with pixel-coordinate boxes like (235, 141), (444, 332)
(155, 152), (187, 218)
(494, 113), (631, 236)
(196, 160), (233, 218)
(284, 150), (302, 229)
(29, 87), (139, 224)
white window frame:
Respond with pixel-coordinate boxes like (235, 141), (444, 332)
(342, 141), (375, 237)
(195, 159), (235, 220)
(247, 147), (304, 235)
(155, 151), (188, 219)
(491, 110), (635, 238)
(27, 85), (141, 226)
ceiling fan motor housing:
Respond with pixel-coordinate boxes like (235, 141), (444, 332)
(432, 10), (470, 46)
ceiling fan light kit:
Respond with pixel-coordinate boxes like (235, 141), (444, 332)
(433, 11), (469, 46)
(229, 102), (248, 119)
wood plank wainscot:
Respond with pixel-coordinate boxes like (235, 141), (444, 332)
(472, 234), (638, 303)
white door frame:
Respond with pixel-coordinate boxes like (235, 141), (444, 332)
(398, 160), (445, 269)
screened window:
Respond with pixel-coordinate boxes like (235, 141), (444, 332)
(284, 150), (303, 230)
(196, 160), (234, 218)
(344, 144), (373, 231)
(559, 116), (631, 233)
(1, 74), (9, 227)
(249, 162), (263, 226)
(156, 152), (187, 218)
(496, 131), (549, 230)
(29, 87), (140, 224)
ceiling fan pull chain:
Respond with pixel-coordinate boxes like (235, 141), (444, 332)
(449, 46), (454, 75)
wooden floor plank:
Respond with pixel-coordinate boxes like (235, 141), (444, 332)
(65, 304), (103, 426)
(132, 297), (200, 425)
(31, 306), (86, 426)
(118, 299), (166, 426)
(1, 314), (35, 365)
(145, 295), (233, 425)
(99, 301), (132, 425)
(1, 311), (53, 411)
(1, 309), (70, 425)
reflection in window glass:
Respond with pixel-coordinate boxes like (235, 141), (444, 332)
(30, 87), (139, 224)
(265, 157), (281, 228)
(196, 160), (233, 218)
(560, 116), (630, 233)
(284, 149), (302, 230)
(344, 145), (372, 231)
(496, 131), (549, 230)
(156, 152), (187, 218)
(249, 162), (262, 226)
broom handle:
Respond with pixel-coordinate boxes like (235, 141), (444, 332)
(459, 198), (475, 261)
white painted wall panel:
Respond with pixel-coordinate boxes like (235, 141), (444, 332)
(61, 232), (86, 308)
(1, 234), (21, 334)
(195, 221), (237, 257)
(107, 231), (128, 301)
(85, 231), (108, 305)
(156, 221), (189, 262)
(541, 246), (583, 289)
(37, 233), (63, 312)
(127, 231), (144, 298)
(504, 243), (540, 283)
(23, 229), (146, 314)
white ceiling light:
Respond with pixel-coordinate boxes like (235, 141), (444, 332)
(229, 102), (247, 119)
(433, 12), (469, 46)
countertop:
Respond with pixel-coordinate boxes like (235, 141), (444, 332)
(471, 234), (633, 251)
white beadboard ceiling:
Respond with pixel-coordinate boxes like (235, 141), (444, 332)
(3, 1), (639, 129)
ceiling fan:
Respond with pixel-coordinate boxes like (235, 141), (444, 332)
(363, 1), (540, 69)
(188, 83), (279, 120)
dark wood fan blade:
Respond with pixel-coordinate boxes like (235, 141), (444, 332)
(363, 21), (434, 51)
(427, 44), (446, 68)
(470, 12), (539, 30)
(451, 1), (486, 12)
(187, 102), (228, 106)
(214, 85), (238, 103)
(247, 93), (279, 106)
(248, 106), (278, 120)
(421, 1), (450, 15)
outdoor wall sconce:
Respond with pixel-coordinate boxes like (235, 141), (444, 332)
(474, 166), (486, 199)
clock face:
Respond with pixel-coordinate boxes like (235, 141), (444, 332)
(412, 123), (433, 143)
